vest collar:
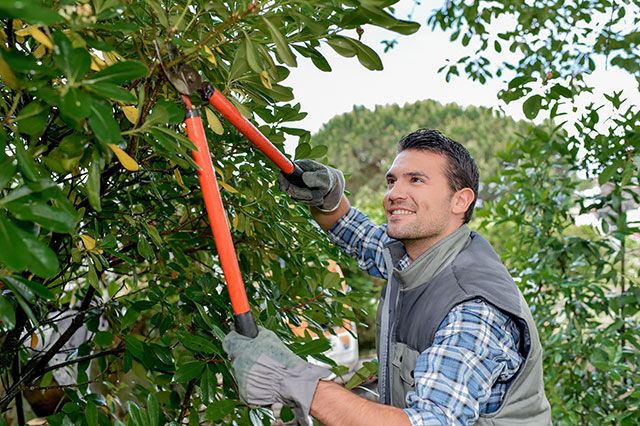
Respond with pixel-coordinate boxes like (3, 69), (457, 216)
(385, 225), (472, 290)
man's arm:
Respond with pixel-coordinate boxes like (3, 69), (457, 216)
(310, 381), (411, 426)
(310, 195), (350, 230)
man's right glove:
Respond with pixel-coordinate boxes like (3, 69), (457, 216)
(222, 327), (331, 425)
(278, 160), (344, 212)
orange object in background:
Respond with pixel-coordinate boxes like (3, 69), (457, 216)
(289, 260), (360, 371)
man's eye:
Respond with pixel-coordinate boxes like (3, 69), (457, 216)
(411, 177), (423, 183)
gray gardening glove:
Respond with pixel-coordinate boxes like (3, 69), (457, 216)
(278, 160), (344, 212)
(223, 327), (331, 425)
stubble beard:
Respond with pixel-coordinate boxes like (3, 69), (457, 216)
(387, 212), (449, 255)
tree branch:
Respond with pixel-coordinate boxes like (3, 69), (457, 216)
(177, 378), (196, 424)
(0, 287), (96, 412)
(40, 347), (124, 376)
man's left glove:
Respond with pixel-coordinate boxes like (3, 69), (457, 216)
(222, 327), (331, 424)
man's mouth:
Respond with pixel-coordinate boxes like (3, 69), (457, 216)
(388, 209), (415, 217)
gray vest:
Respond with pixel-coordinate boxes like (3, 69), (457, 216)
(376, 232), (551, 425)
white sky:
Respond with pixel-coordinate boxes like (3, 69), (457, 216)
(283, 1), (639, 150)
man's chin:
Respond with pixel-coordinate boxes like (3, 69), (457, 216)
(387, 226), (412, 240)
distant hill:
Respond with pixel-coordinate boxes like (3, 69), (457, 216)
(311, 100), (528, 220)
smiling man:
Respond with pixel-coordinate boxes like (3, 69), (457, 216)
(223, 129), (551, 425)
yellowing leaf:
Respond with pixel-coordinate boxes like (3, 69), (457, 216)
(0, 58), (18, 89)
(12, 20), (23, 30)
(260, 70), (272, 90)
(30, 28), (53, 49)
(15, 27), (53, 49)
(33, 43), (47, 58)
(103, 51), (120, 66)
(174, 168), (185, 189)
(122, 106), (139, 124)
(0, 28), (7, 44)
(90, 53), (107, 71)
(80, 234), (96, 251)
(204, 46), (217, 66)
(205, 107), (224, 135)
(108, 144), (139, 171)
(30, 333), (39, 349)
(218, 180), (238, 193)
(232, 214), (239, 230)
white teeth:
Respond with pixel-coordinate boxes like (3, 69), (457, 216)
(391, 209), (414, 215)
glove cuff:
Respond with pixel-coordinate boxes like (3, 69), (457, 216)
(317, 168), (345, 212)
(281, 363), (332, 422)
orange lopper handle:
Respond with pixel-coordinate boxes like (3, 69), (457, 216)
(201, 85), (307, 188)
(184, 105), (257, 337)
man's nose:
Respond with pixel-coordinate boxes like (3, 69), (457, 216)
(386, 182), (408, 201)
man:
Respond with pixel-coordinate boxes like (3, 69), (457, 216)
(224, 129), (551, 425)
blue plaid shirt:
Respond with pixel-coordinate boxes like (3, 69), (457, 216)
(328, 208), (524, 425)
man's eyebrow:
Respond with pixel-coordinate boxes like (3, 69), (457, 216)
(405, 171), (429, 178)
(385, 171), (430, 179)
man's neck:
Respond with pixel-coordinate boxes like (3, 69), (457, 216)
(404, 224), (463, 262)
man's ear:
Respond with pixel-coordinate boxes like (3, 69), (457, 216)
(451, 188), (475, 216)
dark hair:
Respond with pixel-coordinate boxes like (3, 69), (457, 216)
(398, 129), (479, 224)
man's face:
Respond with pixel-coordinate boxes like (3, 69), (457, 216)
(383, 149), (459, 244)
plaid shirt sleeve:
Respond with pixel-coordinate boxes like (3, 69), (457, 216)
(403, 299), (524, 426)
(326, 207), (392, 279)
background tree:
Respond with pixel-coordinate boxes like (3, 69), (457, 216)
(311, 99), (529, 218)
(0, 1), (418, 425)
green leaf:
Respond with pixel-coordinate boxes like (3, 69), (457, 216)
(345, 361), (377, 389)
(16, 102), (48, 138)
(85, 402), (98, 426)
(53, 32), (91, 82)
(204, 400), (237, 422)
(522, 95), (543, 120)
(292, 45), (331, 72)
(327, 37), (357, 58)
(0, 152), (16, 191)
(199, 365), (217, 404)
(508, 75), (536, 90)
(550, 84), (573, 98)
(0, 296), (16, 329)
(87, 61), (148, 84)
(147, 393), (160, 426)
(86, 82), (137, 104)
(295, 142), (311, 159)
(290, 337), (331, 357)
(4, 275), (54, 301)
(599, 161), (623, 185)
(124, 336), (145, 362)
(127, 401), (146, 426)
(323, 271), (342, 289)
(307, 144), (328, 159)
(244, 35), (262, 73)
(5, 196), (77, 233)
(327, 36), (382, 70)
(120, 306), (140, 330)
(0, 214), (59, 277)
(178, 331), (219, 355)
(0, 2), (63, 25)
(173, 361), (205, 383)
(87, 151), (102, 212)
(89, 101), (121, 144)
(359, 6), (420, 35)
(60, 88), (93, 121)
(94, 331), (114, 346)
(262, 18), (297, 67)
(14, 139), (40, 183)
